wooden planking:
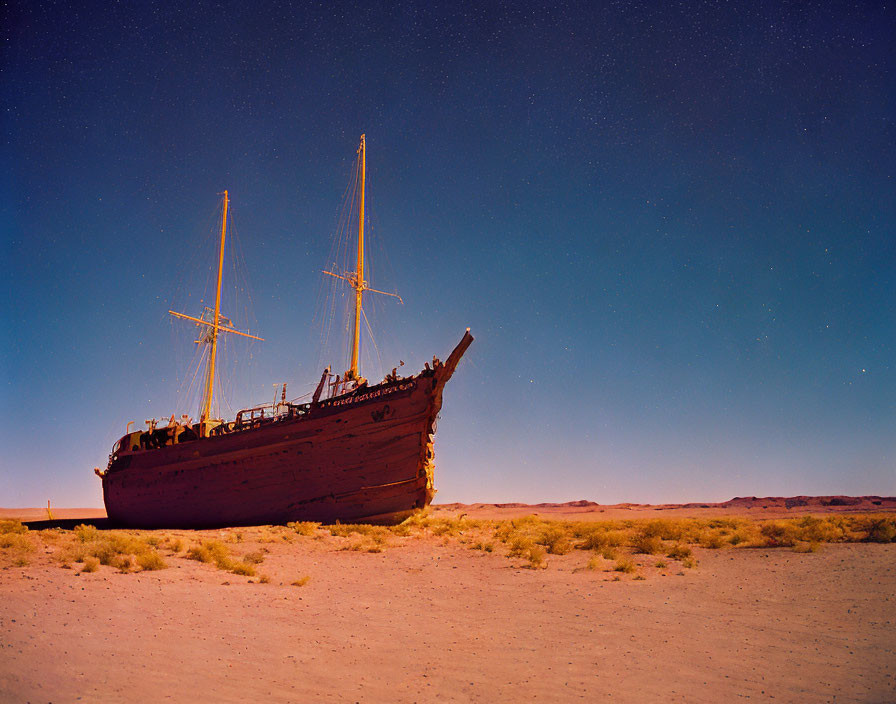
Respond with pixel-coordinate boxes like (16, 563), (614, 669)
(105, 372), (440, 527)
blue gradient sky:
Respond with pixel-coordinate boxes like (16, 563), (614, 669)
(3, 1), (894, 507)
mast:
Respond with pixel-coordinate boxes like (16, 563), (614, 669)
(168, 192), (263, 436)
(349, 134), (366, 380)
(321, 135), (402, 387)
(201, 190), (229, 430)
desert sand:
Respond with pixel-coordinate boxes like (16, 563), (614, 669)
(1, 500), (894, 703)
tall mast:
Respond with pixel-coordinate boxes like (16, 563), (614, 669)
(201, 190), (229, 429)
(321, 135), (402, 385)
(349, 134), (365, 380)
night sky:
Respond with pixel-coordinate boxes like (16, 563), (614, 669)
(3, 1), (894, 507)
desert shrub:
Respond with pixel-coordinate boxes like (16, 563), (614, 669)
(667, 543), (692, 560)
(136, 551), (167, 571)
(507, 535), (535, 558)
(81, 557), (100, 573)
(632, 534), (664, 555)
(792, 542), (821, 553)
(524, 545), (546, 569)
(760, 521), (799, 547)
(600, 546), (618, 560)
(388, 522), (412, 537)
(728, 532), (747, 546)
(187, 540), (230, 565)
(326, 522), (354, 537)
(700, 532), (726, 549)
(586, 555), (603, 571)
(0, 520), (27, 535)
(538, 526), (573, 555)
(576, 528), (609, 551)
(113, 555), (134, 572)
(291, 576), (310, 587)
(796, 516), (844, 543)
(167, 538), (184, 553)
(89, 532), (150, 566)
(641, 519), (685, 541)
(327, 523), (393, 542)
(604, 531), (627, 547)
(471, 541), (494, 552)
(288, 521), (320, 536)
(493, 521), (518, 543)
(74, 524), (99, 542)
(655, 560), (668, 568)
(430, 519), (458, 537)
(187, 540), (253, 574)
(339, 541), (366, 552)
(243, 550), (266, 564)
(230, 561), (256, 577)
(614, 558), (636, 574)
(0, 533), (34, 552)
(864, 518), (896, 543)
(258, 574), (270, 584)
(682, 556), (697, 569)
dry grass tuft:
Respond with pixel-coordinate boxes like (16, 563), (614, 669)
(291, 576), (310, 587)
(136, 550), (167, 571)
(537, 526), (573, 555)
(0, 532), (35, 553)
(700, 532), (726, 549)
(242, 550), (266, 565)
(0, 520), (37, 568)
(73, 524), (99, 542)
(166, 537), (185, 553)
(614, 557), (636, 574)
(288, 521), (320, 536)
(864, 517), (896, 543)
(632, 534), (664, 555)
(667, 543), (692, 560)
(230, 561), (256, 576)
(585, 555), (603, 571)
(187, 540), (255, 575)
(81, 557), (100, 573)
(0, 520), (27, 535)
(792, 541), (821, 553)
(522, 545), (546, 569)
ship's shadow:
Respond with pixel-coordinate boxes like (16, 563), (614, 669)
(23, 513), (412, 531)
(24, 518), (116, 531)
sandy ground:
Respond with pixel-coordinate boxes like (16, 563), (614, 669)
(1, 508), (894, 703)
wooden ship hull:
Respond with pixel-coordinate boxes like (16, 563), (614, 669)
(102, 331), (472, 528)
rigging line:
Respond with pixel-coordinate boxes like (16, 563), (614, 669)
(169, 198), (218, 317)
(315, 157), (357, 370)
(360, 304), (383, 381)
(228, 210), (259, 334)
(177, 329), (205, 397)
(321, 173), (358, 372)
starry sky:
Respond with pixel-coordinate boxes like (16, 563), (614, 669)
(3, 1), (894, 507)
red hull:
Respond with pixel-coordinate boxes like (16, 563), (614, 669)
(102, 332), (472, 528)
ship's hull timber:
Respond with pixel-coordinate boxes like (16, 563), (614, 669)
(102, 332), (472, 528)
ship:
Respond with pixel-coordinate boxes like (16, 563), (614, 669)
(96, 135), (472, 528)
